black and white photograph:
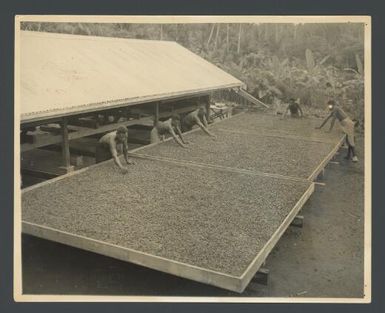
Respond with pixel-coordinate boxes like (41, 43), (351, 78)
(14, 15), (371, 302)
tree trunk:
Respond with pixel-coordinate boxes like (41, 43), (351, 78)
(207, 24), (215, 48)
(226, 23), (230, 52)
(200, 24), (206, 50)
(293, 24), (297, 40)
(237, 24), (242, 54)
(214, 24), (221, 50)
(78, 23), (91, 36)
(275, 24), (279, 44)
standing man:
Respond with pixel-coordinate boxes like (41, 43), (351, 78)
(95, 126), (134, 174)
(325, 82), (335, 103)
(150, 114), (188, 148)
(181, 105), (216, 138)
(315, 100), (358, 162)
(282, 98), (304, 119)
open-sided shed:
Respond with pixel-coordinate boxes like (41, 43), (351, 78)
(19, 31), (250, 175)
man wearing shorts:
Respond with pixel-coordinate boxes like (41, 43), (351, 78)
(316, 100), (358, 162)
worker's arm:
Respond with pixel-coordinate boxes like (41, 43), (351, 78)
(194, 116), (216, 138)
(316, 112), (332, 129)
(298, 105), (304, 117)
(328, 116), (336, 132)
(123, 140), (134, 165)
(282, 105), (290, 119)
(175, 124), (189, 145)
(168, 126), (187, 148)
(109, 139), (128, 173)
(202, 114), (209, 127)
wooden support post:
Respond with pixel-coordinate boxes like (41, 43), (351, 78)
(290, 215), (304, 228)
(60, 118), (74, 173)
(155, 102), (160, 126)
(251, 267), (269, 286)
(204, 95), (211, 123)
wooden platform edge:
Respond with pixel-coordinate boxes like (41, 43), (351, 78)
(238, 182), (315, 292)
(21, 221), (244, 293)
(129, 152), (308, 183)
(214, 127), (343, 145)
(21, 182), (313, 294)
(307, 135), (346, 181)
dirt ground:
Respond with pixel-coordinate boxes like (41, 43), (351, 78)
(21, 135), (365, 298)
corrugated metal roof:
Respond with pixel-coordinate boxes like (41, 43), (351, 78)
(20, 31), (244, 123)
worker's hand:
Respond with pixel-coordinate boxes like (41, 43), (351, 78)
(121, 167), (129, 175)
(126, 159), (135, 165)
(211, 135), (217, 141)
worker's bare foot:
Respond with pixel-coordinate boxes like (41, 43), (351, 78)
(352, 156), (358, 162)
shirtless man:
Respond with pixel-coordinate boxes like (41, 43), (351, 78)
(96, 126), (134, 174)
(316, 100), (358, 162)
(282, 98), (304, 119)
(181, 106), (216, 138)
(150, 114), (188, 148)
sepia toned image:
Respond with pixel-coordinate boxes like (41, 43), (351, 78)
(14, 16), (371, 302)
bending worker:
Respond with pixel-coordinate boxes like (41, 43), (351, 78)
(316, 100), (358, 162)
(150, 114), (188, 148)
(96, 126), (134, 174)
(181, 105), (216, 138)
(282, 98), (303, 119)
